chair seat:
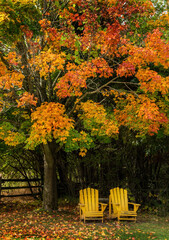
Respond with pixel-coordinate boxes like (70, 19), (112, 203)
(85, 211), (103, 217)
(120, 211), (137, 216)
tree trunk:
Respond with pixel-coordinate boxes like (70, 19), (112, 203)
(42, 143), (58, 210)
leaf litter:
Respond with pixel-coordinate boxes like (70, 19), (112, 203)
(0, 200), (157, 239)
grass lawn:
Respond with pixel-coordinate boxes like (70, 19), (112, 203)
(0, 199), (169, 239)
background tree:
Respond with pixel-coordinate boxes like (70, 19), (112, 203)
(0, 0), (168, 210)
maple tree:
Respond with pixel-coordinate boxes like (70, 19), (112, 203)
(0, 0), (168, 210)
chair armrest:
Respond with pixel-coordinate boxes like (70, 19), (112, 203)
(79, 203), (85, 209)
(128, 202), (140, 212)
(79, 203), (86, 215)
(79, 203), (85, 206)
(99, 203), (107, 206)
(128, 202), (140, 206)
(99, 203), (107, 212)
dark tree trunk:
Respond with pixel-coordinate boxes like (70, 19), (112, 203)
(42, 143), (58, 210)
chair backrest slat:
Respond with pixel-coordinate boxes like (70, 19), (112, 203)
(91, 188), (95, 211)
(95, 189), (99, 211)
(87, 188), (91, 211)
(120, 188), (125, 210)
(84, 188), (88, 211)
(80, 189), (84, 205)
(124, 189), (128, 211)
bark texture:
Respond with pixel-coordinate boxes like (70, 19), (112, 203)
(43, 143), (58, 210)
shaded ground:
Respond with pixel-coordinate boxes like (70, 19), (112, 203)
(0, 199), (169, 239)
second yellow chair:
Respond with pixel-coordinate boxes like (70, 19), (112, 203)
(109, 187), (140, 221)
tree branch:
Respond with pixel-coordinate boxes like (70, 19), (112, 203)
(52, 70), (62, 88)
(67, 76), (140, 117)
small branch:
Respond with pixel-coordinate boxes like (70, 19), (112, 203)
(0, 104), (18, 115)
(52, 70), (62, 88)
(67, 76), (119, 116)
(82, 76), (120, 99)
(67, 76), (140, 117)
(65, 96), (73, 108)
(113, 81), (139, 85)
(124, 82), (139, 97)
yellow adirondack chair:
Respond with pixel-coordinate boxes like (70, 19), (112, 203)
(109, 187), (140, 221)
(79, 188), (107, 223)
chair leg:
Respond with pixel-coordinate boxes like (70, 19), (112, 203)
(109, 204), (111, 218)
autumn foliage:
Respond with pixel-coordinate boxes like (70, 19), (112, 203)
(0, 0), (168, 154)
